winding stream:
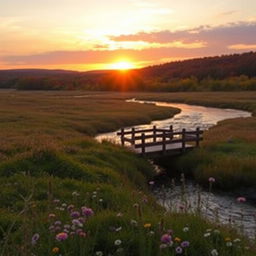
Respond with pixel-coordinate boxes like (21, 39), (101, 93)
(95, 99), (255, 238)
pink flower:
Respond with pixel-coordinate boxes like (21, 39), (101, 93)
(48, 213), (56, 218)
(31, 233), (40, 245)
(78, 231), (86, 237)
(161, 234), (172, 244)
(56, 232), (68, 241)
(67, 204), (75, 212)
(208, 177), (216, 183)
(149, 181), (155, 185)
(81, 207), (94, 217)
(70, 211), (80, 218)
(237, 197), (246, 203)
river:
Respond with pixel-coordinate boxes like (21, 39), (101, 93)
(95, 99), (255, 238)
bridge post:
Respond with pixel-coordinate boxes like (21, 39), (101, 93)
(131, 128), (135, 145)
(121, 128), (125, 146)
(169, 125), (173, 140)
(196, 127), (200, 147)
(153, 125), (157, 143)
(142, 133), (146, 155)
(162, 130), (166, 154)
(182, 128), (186, 152)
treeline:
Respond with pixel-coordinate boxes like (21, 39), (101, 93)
(1, 52), (256, 91)
(141, 51), (256, 80)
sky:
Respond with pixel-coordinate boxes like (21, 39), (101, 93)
(1, 0), (256, 71)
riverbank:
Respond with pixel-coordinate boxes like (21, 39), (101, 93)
(134, 92), (256, 192)
(1, 90), (255, 255)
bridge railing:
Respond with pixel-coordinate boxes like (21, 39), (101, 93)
(117, 125), (203, 155)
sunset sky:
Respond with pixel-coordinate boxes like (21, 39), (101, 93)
(1, 0), (256, 71)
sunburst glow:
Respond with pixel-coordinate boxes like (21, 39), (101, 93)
(110, 61), (135, 71)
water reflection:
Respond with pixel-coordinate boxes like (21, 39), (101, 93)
(96, 98), (251, 143)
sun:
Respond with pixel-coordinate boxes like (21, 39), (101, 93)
(110, 60), (135, 71)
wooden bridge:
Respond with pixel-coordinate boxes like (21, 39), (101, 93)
(117, 125), (203, 158)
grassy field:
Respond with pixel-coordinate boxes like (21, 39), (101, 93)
(0, 90), (255, 255)
(138, 91), (256, 190)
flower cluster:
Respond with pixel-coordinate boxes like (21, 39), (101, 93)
(159, 229), (190, 254)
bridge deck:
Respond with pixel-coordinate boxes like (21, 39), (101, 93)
(131, 143), (195, 158)
(117, 125), (203, 158)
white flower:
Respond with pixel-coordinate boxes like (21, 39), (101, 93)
(233, 238), (241, 243)
(114, 239), (122, 246)
(213, 229), (220, 235)
(130, 219), (138, 226)
(226, 242), (232, 247)
(183, 227), (189, 232)
(160, 244), (168, 249)
(211, 249), (218, 256)
(204, 232), (211, 237)
(95, 251), (103, 256)
(115, 227), (122, 232)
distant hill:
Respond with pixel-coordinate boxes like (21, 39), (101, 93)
(1, 52), (256, 91)
(141, 52), (256, 80)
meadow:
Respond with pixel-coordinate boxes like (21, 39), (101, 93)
(0, 90), (255, 255)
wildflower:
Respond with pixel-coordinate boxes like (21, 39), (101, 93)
(116, 212), (123, 217)
(161, 234), (172, 244)
(31, 233), (40, 245)
(208, 177), (216, 183)
(174, 237), (181, 243)
(72, 219), (83, 227)
(149, 181), (155, 185)
(130, 219), (138, 226)
(72, 191), (80, 196)
(81, 207), (94, 217)
(233, 238), (241, 243)
(213, 229), (220, 235)
(48, 213), (56, 218)
(56, 232), (68, 241)
(70, 231), (75, 236)
(114, 239), (122, 246)
(67, 204), (75, 212)
(159, 244), (168, 249)
(148, 231), (155, 236)
(53, 199), (60, 204)
(204, 232), (211, 238)
(225, 237), (231, 242)
(95, 251), (103, 256)
(61, 203), (67, 208)
(183, 227), (189, 232)
(144, 223), (151, 228)
(237, 197), (246, 203)
(181, 241), (190, 248)
(71, 211), (80, 218)
(175, 246), (183, 254)
(49, 225), (55, 232)
(99, 198), (103, 203)
(133, 203), (139, 208)
(78, 231), (86, 237)
(115, 227), (122, 232)
(64, 224), (71, 229)
(76, 229), (83, 234)
(52, 247), (60, 254)
(54, 221), (62, 226)
(226, 242), (232, 247)
(211, 249), (218, 256)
